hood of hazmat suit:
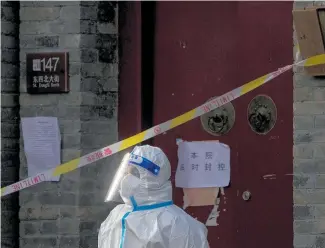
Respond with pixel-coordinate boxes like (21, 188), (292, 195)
(98, 145), (210, 248)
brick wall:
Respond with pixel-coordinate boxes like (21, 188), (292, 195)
(1, 1), (20, 248)
(293, 1), (325, 247)
(18, 2), (119, 248)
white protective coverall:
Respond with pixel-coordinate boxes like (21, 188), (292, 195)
(98, 145), (209, 248)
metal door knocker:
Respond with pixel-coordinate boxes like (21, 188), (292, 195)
(247, 95), (277, 135)
(201, 97), (235, 136)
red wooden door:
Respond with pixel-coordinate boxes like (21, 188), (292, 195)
(151, 2), (293, 248)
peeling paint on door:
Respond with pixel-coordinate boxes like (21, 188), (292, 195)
(206, 187), (226, 226)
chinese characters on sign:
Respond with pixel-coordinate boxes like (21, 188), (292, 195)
(175, 141), (231, 188)
(26, 52), (69, 94)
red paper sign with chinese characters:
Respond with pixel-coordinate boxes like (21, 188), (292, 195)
(26, 52), (69, 94)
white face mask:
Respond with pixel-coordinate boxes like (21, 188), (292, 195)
(120, 174), (141, 205)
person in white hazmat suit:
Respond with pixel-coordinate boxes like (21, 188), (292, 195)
(98, 145), (210, 248)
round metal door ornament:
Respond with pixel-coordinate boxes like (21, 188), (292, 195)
(247, 94), (277, 135)
(200, 97), (235, 136)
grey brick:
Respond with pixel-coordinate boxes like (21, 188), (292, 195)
(80, 236), (97, 248)
(294, 189), (325, 204)
(79, 193), (96, 206)
(294, 235), (316, 247)
(1, 50), (19, 63)
(1, 107), (19, 122)
(21, 35), (58, 48)
(20, 1), (80, 7)
(81, 20), (97, 34)
(59, 219), (79, 234)
(294, 221), (325, 234)
(81, 120), (117, 134)
(294, 159), (325, 174)
(19, 92), (81, 106)
(1, 79), (19, 93)
(41, 221), (58, 235)
(1, 6), (18, 22)
(49, 19), (80, 34)
(62, 149), (81, 162)
(315, 205), (325, 218)
(81, 92), (116, 106)
(1, 123), (19, 138)
(59, 6), (81, 20)
(1, 93), (19, 107)
(293, 175), (315, 189)
(59, 236), (80, 248)
(314, 235), (325, 248)
(294, 116), (314, 130)
(69, 62), (81, 75)
(315, 116), (325, 128)
(79, 221), (98, 235)
(59, 207), (78, 219)
(59, 34), (81, 48)
(294, 73), (325, 87)
(37, 192), (77, 206)
(69, 74), (82, 91)
(20, 106), (80, 120)
(294, 87), (313, 102)
(97, 2), (117, 24)
(98, 23), (117, 34)
(294, 144), (313, 159)
(80, 63), (104, 77)
(1, 35), (18, 49)
(294, 206), (314, 220)
(20, 21), (52, 34)
(3, 237), (18, 248)
(35, 35), (59, 47)
(81, 105), (117, 121)
(96, 34), (117, 49)
(81, 77), (118, 93)
(80, 180), (96, 193)
(20, 221), (40, 236)
(2, 212), (18, 235)
(2, 138), (19, 150)
(77, 206), (113, 221)
(314, 144), (325, 158)
(1, 22), (18, 36)
(19, 206), (59, 220)
(20, 7), (60, 21)
(294, 102), (325, 115)
(81, 134), (116, 149)
(1, 167), (18, 182)
(316, 175), (325, 188)
(1, 194), (18, 211)
(80, 35), (97, 48)
(1, 151), (20, 168)
(80, 49), (98, 63)
(62, 134), (81, 149)
(59, 171), (80, 192)
(59, 121), (81, 135)
(80, 6), (97, 20)
(295, 131), (325, 143)
(20, 237), (58, 248)
(313, 88), (325, 101)
(1, 63), (18, 78)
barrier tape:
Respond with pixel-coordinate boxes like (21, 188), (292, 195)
(2, 54), (325, 198)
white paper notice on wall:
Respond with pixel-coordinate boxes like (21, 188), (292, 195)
(175, 141), (230, 188)
(21, 117), (61, 182)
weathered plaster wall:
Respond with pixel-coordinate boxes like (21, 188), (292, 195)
(1, 1), (20, 248)
(293, 1), (325, 247)
(18, 2), (119, 247)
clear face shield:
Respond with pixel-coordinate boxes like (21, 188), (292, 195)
(105, 150), (161, 202)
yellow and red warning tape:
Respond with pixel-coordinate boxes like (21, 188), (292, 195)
(2, 54), (325, 197)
